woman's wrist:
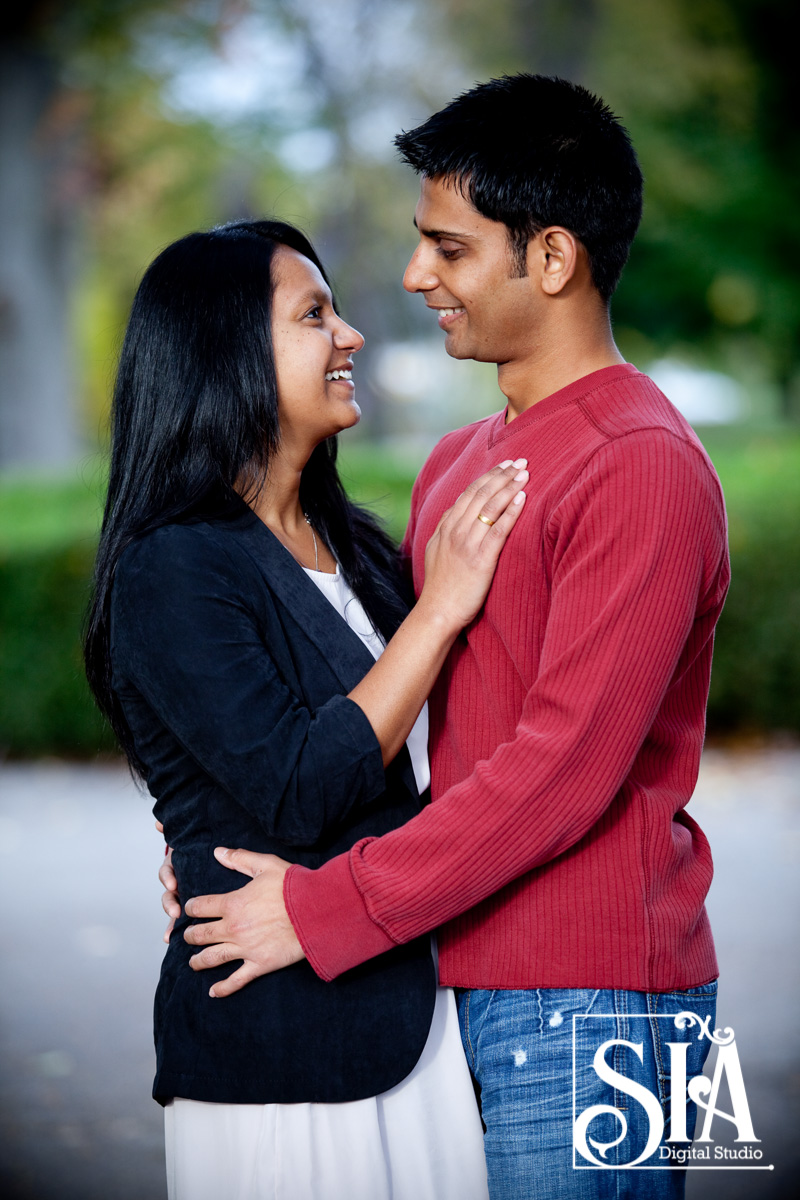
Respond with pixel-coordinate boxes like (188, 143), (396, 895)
(411, 588), (465, 643)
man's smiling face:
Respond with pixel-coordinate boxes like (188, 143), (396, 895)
(403, 175), (543, 367)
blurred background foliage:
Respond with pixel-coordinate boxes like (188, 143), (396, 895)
(0, 0), (798, 755)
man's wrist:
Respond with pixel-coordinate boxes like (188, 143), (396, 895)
(284, 849), (399, 981)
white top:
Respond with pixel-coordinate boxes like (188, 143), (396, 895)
(302, 564), (431, 795)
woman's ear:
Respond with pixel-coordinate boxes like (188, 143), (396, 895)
(528, 227), (580, 295)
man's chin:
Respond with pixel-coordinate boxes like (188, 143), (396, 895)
(443, 335), (473, 361)
(444, 339), (495, 365)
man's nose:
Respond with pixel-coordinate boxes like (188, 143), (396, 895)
(403, 245), (438, 294)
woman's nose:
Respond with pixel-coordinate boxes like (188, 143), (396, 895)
(335, 318), (365, 352)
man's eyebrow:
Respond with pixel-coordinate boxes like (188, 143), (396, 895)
(412, 217), (477, 240)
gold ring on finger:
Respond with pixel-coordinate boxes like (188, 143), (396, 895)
(476, 512), (495, 527)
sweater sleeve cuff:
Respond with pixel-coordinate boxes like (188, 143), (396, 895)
(284, 849), (399, 981)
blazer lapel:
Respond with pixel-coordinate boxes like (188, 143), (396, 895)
(212, 505), (422, 805)
(228, 508), (383, 694)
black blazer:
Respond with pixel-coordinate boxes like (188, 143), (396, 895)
(110, 503), (435, 1105)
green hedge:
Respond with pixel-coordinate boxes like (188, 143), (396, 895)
(1, 436), (798, 757)
(702, 434), (800, 734)
(0, 473), (115, 756)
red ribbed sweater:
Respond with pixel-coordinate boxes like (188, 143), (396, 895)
(285, 364), (730, 991)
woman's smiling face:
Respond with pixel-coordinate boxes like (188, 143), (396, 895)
(271, 246), (364, 451)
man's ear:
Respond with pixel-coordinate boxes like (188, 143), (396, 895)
(528, 227), (580, 295)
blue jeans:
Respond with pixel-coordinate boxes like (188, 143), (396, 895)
(457, 983), (717, 1199)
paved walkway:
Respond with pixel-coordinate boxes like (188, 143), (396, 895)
(0, 750), (797, 1199)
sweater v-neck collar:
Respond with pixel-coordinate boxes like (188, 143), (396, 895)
(487, 363), (640, 448)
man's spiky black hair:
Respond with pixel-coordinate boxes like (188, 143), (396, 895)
(395, 74), (643, 301)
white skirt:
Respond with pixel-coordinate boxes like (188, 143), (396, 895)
(164, 980), (488, 1200)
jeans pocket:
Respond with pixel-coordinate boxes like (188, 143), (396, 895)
(647, 981), (718, 1133)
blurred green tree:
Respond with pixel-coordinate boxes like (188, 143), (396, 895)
(0, 2), (209, 462)
(1, 0), (478, 453)
(56, 1), (302, 436)
(2, 0), (798, 464)
(591, 0), (800, 420)
(0, 2), (87, 467)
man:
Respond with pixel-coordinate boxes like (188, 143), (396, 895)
(174, 74), (729, 1197)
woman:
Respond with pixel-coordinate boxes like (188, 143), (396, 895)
(84, 219), (527, 1199)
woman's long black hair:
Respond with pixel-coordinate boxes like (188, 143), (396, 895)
(84, 219), (409, 773)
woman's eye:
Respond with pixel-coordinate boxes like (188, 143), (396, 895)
(305, 305), (322, 319)
(437, 247), (462, 261)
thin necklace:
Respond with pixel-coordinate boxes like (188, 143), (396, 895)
(303, 513), (319, 571)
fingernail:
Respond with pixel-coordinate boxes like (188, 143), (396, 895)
(215, 847), (230, 859)
(498, 460), (513, 468)
(514, 469), (528, 481)
(513, 458), (527, 468)
(209, 988), (217, 998)
(513, 490), (526, 505)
